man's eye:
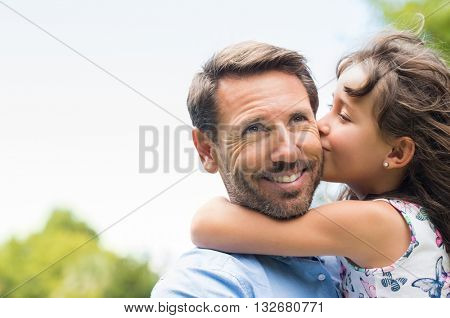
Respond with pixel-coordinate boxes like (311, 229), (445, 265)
(292, 114), (307, 123)
(243, 123), (265, 135)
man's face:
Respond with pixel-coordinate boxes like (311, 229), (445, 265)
(212, 70), (322, 219)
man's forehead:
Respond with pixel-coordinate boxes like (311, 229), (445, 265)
(217, 70), (304, 97)
(215, 71), (312, 124)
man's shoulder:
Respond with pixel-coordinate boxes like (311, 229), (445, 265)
(150, 248), (271, 298)
(151, 249), (340, 298)
(160, 248), (333, 278)
(161, 247), (270, 286)
(174, 247), (263, 271)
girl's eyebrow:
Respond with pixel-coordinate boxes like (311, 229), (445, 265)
(334, 91), (353, 109)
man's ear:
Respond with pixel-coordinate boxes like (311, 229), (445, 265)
(384, 137), (415, 169)
(192, 128), (219, 173)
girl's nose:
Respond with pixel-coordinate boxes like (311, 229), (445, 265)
(317, 117), (330, 136)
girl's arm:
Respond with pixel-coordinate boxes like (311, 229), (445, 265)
(191, 197), (411, 268)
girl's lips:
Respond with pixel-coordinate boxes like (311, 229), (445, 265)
(321, 139), (331, 152)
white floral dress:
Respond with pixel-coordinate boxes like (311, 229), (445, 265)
(338, 199), (450, 298)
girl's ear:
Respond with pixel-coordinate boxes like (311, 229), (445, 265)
(192, 128), (219, 173)
(385, 137), (415, 169)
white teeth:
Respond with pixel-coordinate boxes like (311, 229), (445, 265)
(272, 173), (301, 183)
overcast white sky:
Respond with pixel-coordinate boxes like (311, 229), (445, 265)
(0, 0), (385, 272)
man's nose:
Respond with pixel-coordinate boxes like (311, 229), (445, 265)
(270, 128), (299, 163)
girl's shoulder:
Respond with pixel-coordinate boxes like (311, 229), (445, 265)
(372, 198), (426, 218)
(314, 199), (411, 269)
(342, 198), (422, 239)
(371, 198), (443, 251)
(330, 199), (412, 246)
(373, 198), (446, 254)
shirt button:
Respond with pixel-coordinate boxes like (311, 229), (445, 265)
(318, 274), (326, 281)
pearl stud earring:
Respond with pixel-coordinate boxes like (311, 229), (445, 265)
(383, 162), (389, 168)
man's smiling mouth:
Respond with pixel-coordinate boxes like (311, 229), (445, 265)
(262, 167), (308, 184)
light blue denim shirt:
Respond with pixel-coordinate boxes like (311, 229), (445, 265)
(151, 248), (342, 298)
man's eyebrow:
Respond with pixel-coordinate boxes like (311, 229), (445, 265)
(237, 117), (263, 128)
(288, 110), (311, 118)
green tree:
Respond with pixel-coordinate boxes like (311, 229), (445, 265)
(371, 0), (450, 62)
(0, 210), (159, 297)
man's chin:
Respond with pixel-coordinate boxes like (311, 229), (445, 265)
(263, 198), (310, 219)
(226, 166), (319, 219)
(256, 184), (301, 202)
(250, 172), (318, 219)
(246, 188), (310, 219)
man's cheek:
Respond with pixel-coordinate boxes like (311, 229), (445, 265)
(294, 124), (319, 141)
(222, 137), (248, 174)
(297, 125), (322, 156)
(239, 142), (271, 174)
(234, 154), (258, 177)
(310, 140), (324, 161)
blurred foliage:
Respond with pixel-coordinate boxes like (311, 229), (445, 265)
(371, 0), (450, 62)
(0, 210), (159, 297)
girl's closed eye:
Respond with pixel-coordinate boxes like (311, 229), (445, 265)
(338, 112), (351, 122)
(327, 102), (351, 122)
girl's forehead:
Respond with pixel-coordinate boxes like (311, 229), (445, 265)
(337, 64), (369, 92)
(334, 64), (379, 116)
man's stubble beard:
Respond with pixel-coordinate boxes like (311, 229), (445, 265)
(218, 157), (323, 220)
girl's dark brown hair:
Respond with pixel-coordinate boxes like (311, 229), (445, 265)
(337, 30), (450, 253)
